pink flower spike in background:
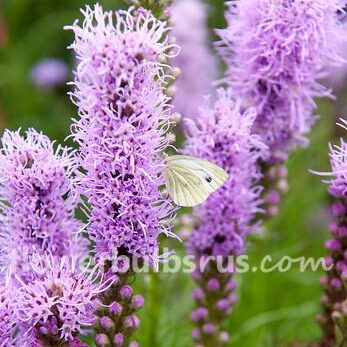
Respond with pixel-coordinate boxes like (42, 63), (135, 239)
(217, 0), (345, 160)
(171, 0), (218, 119)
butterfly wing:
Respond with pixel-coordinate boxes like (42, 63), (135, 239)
(165, 155), (228, 207)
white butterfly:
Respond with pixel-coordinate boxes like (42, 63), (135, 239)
(164, 155), (228, 207)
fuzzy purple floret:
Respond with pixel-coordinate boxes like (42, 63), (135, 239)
(0, 129), (85, 284)
(217, 0), (345, 158)
(66, 4), (177, 264)
(184, 89), (268, 257)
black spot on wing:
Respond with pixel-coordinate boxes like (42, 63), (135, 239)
(205, 176), (212, 183)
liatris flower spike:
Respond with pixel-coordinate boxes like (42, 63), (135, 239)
(0, 128), (86, 286)
(313, 119), (347, 345)
(217, 0), (345, 217)
(184, 89), (268, 346)
(217, 0), (344, 159)
(66, 4), (178, 345)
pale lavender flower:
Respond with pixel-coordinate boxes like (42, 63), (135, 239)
(217, 0), (345, 159)
(185, 89), (268, 256)
(324, 20), (347, 91)
(66, 4), (178, 265)
(171, 0), (218, 118)
(14, 255), (115, 345)
(0, 128), (85, 284)
(30, 58), (68, 88)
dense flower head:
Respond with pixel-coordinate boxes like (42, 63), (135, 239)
(217, 0), (345, 159)
(184, 89), (268, 256)
(14, 255), (115, 345)
(67, 4), (177, 265)
(171, 0), (218, 119)
(0, 128), (85, 284)
(0, 286), (17, 346)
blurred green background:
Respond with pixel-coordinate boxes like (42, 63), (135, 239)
(0, 0), (343, 346)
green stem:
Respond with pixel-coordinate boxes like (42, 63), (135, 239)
(147, 270), (161, 346)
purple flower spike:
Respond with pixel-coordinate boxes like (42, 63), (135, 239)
(66, 4), (178, 345)
(314, 120), (347, 344)
(185, 89), (267, 257)
(0, 128), (86, 285)
(66, 3), (178, 266)
(184, 89), (267, 345)
(217, 0), (345, 158)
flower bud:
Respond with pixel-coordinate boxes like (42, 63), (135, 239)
(114, 333), (124, 346)
(131, 295), (145, 310)
(95, 334), (110, 347)
(99, 316), (114, 331)
(120, 285), (133, 301)
(202, 323), (216, 334)
(109, 302), (123, 316)
(192, 328), (201, 340)
(124, 315), (140, 330)
(332, 203), (346, 217)
(207, 278), (220, 291)
(331, 277), (342, 289)
(217, 299), (231, 313)
(190, 307), (208, 322)
(192, 288), (205, 301)
(325, 239), (341, 252)
(219, 331), (230, 343)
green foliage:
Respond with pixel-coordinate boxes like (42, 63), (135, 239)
(0, 0), (338, 346)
